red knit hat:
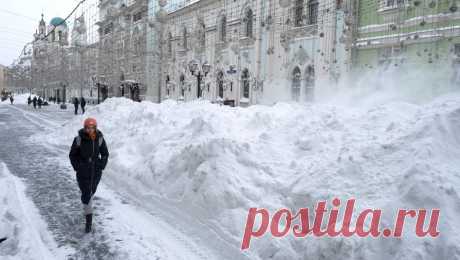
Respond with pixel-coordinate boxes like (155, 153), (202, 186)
(84, 118), (97, 128)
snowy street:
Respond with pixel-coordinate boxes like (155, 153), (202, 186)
(3, 0), (460, 258)
(0, 103), (249, 260)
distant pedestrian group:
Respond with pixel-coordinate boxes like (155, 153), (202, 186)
(28, 96), (44, 109)
(73, 97), (87, 115)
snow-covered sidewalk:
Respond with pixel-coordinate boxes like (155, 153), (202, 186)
(0, 162), (70, 259)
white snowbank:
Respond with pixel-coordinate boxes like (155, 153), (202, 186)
(5, 94), (37, 105)
(41, 88), (460, 259)
(0, 163), (70, 259)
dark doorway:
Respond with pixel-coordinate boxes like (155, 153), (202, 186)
(217, 70), (224, 99)
(241, 69), (250, 99)
(292, 66), (301, 101)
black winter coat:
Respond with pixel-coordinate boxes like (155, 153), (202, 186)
(69, 129), (109, 177)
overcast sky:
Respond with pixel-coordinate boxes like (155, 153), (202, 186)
(0, 0), (78, 66)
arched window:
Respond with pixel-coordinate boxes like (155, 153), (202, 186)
(292, 67), (301, 101)
(244, 9), (254, 38)
(295, 0), (305, 26)
(241, 68), (250, 98)
(219, 16), (227, 42)
(182, 27), (188, 50)
(168, 32), (173, 55)
(200, 21), (206, 48)
(308, 0), (319, 25)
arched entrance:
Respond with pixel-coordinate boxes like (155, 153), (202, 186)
(292, 66), (301, 101)
(305, 65), (315, 101)
(129, 83), (140, 102)
(180, 74), (185, 97)
(119, 72), (125, 97)
(241, 68), (250, 99)
(101, 85), (108, 101)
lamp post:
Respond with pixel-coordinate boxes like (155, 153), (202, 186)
(188, 60), (211, 99)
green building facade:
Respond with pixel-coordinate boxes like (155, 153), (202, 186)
(352, 0), (460, 85)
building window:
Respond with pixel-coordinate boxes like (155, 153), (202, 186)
(168, 32), (173, 55)
(133, 11), (142, 22)
(219, 16), (227, 42)
(294, 0), (305, 27)
(385, 0), (405, 7)
(244, 9), (254, 38)
(455, 44), (460, 57)
(104, 22), (113, 35)
(308, 0), (318, 25)
(199, 21), (206, 49)
(182, 27), (188, 50)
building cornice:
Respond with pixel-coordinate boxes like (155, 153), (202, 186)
(167, 0), (216, 18)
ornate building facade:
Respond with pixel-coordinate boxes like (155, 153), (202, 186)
(150, 0), (355, 106)
(31, 14), (71, 100)
(97, 0), (149, 101)
(353, 0), (460, 86)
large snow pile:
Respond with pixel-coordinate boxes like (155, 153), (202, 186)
(0, 163), (70, 259)
(42, 89), (460, 259)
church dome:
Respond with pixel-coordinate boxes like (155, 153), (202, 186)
(50, 17), (67, 27)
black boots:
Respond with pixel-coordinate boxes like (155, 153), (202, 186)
(85, 214), (93, 233)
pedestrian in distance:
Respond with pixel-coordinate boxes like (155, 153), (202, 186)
(32, 96), (37, 109)
(38, 97), (43, 109)
(69, 118), (109, 233)
(80, 97), (86, 114)
(9, 95), (14, 105)
(27, 96), (31, 106)
(73, 97), (80, 115)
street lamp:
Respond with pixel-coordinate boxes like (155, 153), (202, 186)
(188, 60), (199, 75)
(188, 60), (211, 99)
(202, 63), (211, 76)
